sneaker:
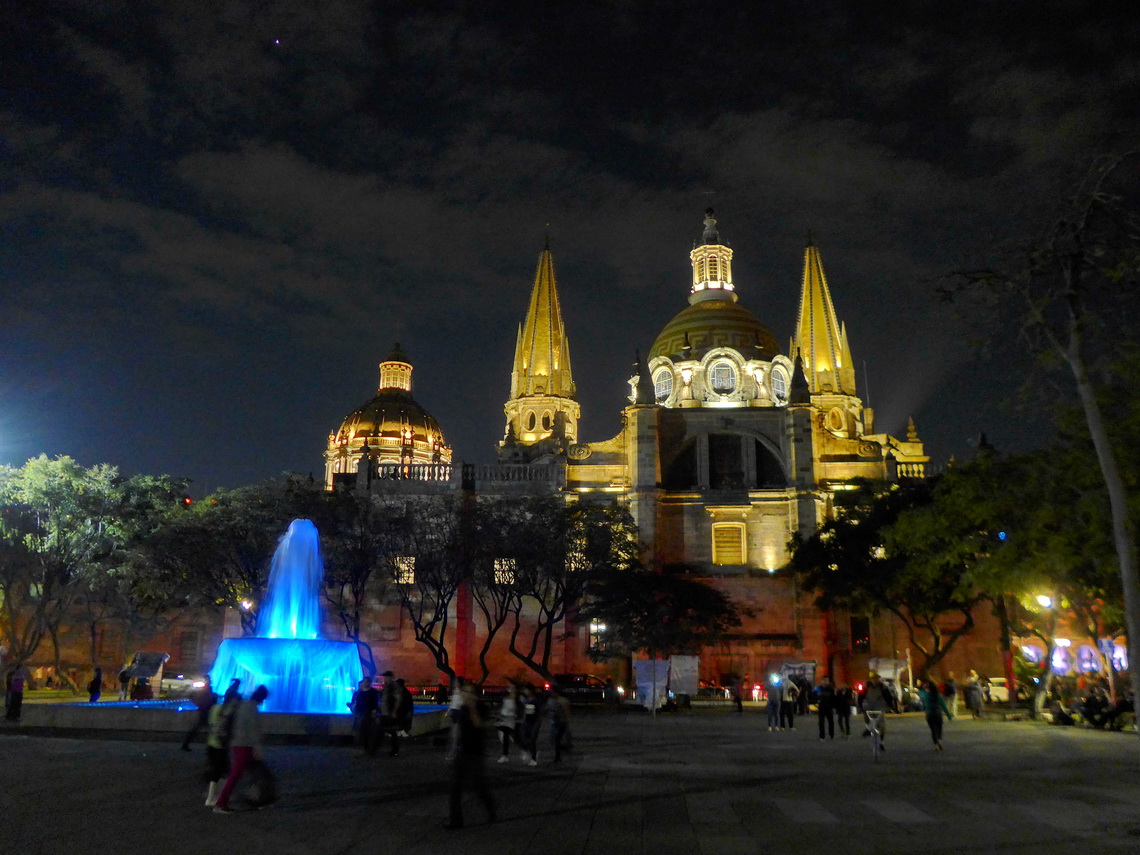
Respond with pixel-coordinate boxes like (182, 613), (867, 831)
(528, 759), (538, 767)
(497, 755), (508, 764)
(213, 805), (234, 815)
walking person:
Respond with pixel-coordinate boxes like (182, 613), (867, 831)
(943, 672), (958, 718)
(378, 671), (401, 756)
(396, 678), (414, 736)
(87, 668), (103, 703)
(965, 670), (984, 718)
(519, 684), (542, 765)
(780, 678), (799, 730)
(348, 678), (378, 752)
(766, 674), (782, 731)
(835, 682), (855, 738)
(443, 682), (496, 830)
(4, 662), (32, 722)
(495, 684), (519, 763)
(815, 675), (836, 740)
(117, 665), (131, 701)
(213, 684), (270, 813)
(204, 682), (242, 806)
(918, 680), (953, 751)
(180, 676), (215, 751)
(547, 687), (572, 762)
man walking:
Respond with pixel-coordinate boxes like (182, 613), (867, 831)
(4, 662), (32, 722)
(816, 675), (836, 740)
(443, 683), (495, 829)
(835, 682), (855, 738)
(766, 674), (782, 731)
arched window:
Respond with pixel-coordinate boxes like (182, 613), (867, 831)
(526, 412), (537, 431)
(770, 368), (788, 401)
(654, 368), (673, 402)
(542, 412), (552, 430)
(711, 522), (747, 565)
(709, 361), (737, 394)
(708, 256), (719, 281)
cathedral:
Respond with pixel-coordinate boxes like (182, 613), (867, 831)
(320, 210), (955, 688)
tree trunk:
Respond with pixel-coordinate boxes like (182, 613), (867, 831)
(1065, 328), (1140, 745)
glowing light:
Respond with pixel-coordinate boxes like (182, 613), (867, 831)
(1055, 638), (1071, 648)
(1036, 595), (1053, 608)
(680, 367), (693, 384)
(240, 600), (253, 611)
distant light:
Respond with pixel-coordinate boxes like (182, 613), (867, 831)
(1036, 595), (1053, 608)
(997, 531), (1007, 541)
(768, 568), (776, 574)
(191, 680), (206, 688)
(240, 600), (253, 611)
(274, 38), (280, 45)
(1055, 638), (1071, 648)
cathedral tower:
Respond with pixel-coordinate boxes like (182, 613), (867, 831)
(500, 243), (579, 458)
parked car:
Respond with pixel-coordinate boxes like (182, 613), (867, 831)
(161, 672), (208, 698)
(549, 673), (609, 703)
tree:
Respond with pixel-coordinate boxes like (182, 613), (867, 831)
(387, 495), (469, 681)
(147, 477), (322, 635)
(0, 456), (124, 687)
(580, 563), (743, 662)
(790, 479), (987, 679)
(945, 153), (1140, 721)
(504, 500), (640, 680)
(317, 489), (398, 677)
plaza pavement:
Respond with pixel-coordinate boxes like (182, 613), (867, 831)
(2, 707), (1139, 855)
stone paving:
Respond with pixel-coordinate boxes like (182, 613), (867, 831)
(3, 707), (1139, 855)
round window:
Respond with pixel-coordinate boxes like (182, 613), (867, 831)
(709, 361), (737, 394)
(654, 369), (673, 402)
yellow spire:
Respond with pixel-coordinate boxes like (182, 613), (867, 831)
(792, 242), (856, 395)
(503, 244), (580, 449)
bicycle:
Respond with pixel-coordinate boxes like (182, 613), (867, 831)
(864, 710), (885, 762)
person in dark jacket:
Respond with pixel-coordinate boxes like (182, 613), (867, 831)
(348, 678), (379, 752)
(519, 684), (542, 765)
(834, 683), (855, 738)
(443, 683), (496, 829)
(396, 678), (415, 736)
(815, 675), (836, 740)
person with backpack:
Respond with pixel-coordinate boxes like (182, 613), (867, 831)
(779, 679), (799, 730)
(204, 681), (242, 807)
(942, 672), (958, 718)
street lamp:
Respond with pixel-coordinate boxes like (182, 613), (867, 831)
(1036, 595), (1053, 608)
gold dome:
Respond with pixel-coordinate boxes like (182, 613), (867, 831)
(649, 298), (780, 362)
(324, 345), (452, 485)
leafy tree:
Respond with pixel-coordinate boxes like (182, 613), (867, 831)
(945, 153), (1140, 714)
(317, 489), (398, 677)
(147, 476), (322, 635)
(580, 563), (743, 662)
(0, 456), (123, 687)
(790, 479), (988, 679)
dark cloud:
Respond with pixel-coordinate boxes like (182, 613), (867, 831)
(1, 2), (1137, 486)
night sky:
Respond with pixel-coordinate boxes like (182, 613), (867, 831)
(3, 3), (1138, 493)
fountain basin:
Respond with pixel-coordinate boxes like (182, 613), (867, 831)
(209, 637), (363, 714)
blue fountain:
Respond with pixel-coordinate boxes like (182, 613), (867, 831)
(208, 520), (363, 714)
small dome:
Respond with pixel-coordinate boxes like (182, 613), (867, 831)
(649, 298), (780, 362)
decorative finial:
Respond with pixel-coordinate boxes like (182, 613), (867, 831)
(806, 229), (814, 247)
(701, 208), (719, 245)
(906, 416), (919, 443)
(544, 225), (550, 251)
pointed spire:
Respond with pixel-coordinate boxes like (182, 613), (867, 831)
(792, 242), (857, 395)
(790, 351), (811, 404)
(502, 242), (581, 452)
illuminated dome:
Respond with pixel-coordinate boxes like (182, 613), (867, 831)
(324, 344), (452, 486)
(649, 299), (780, 362)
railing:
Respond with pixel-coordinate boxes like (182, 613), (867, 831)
(373, 463), (453, 482)
(461, 463), (563, 483)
